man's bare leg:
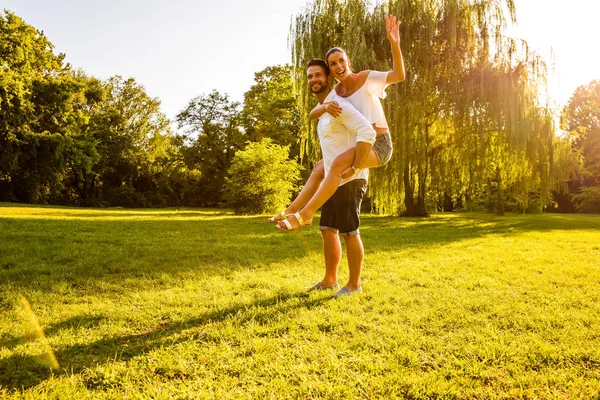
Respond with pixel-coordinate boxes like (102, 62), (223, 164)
(320, 229), (341, 286)
(342, 234), (364, 291)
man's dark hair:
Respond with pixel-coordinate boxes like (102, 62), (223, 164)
(306, 59), (330, 76)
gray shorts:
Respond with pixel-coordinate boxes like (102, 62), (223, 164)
(373, 132), (393, 166)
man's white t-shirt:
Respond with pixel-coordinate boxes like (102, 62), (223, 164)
(317, 90), (376, 187)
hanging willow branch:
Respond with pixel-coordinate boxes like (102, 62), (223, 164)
(289, 0), (566, 215)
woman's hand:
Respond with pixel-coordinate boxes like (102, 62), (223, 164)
(324, 101), (342, 118)
(338, 166), (356, 179)
(386, 15), (401, 46)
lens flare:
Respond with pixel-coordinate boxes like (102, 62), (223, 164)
(20, 296), (59, 369)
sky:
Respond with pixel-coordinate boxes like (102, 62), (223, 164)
(3, 0), (600, 121)
(505, 0), (600, 110)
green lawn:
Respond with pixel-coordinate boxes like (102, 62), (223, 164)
(1, 204), (599, 399)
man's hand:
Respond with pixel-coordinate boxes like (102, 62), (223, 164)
(324, 101), (342, 118)
(338, 166), (355, 179)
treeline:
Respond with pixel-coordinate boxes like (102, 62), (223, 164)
(0, 11), (302, 209)
(1, 6), (599, 214)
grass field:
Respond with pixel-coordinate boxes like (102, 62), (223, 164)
(1, 204), (599, 399)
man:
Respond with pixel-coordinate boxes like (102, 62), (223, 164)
(304, 59), (376, 297)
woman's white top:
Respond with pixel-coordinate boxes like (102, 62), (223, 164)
(338, 70), (390, 130)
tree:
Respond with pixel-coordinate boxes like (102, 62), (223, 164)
(0, 10), (71, 203)
(562, 80), (600, 212)
(572, 186), (600, 213)
(84, 76), (175, 206)
(242, 65), (301, 159)
(563, 80), (600, 187)
(176, 90), (246, 206)
(223, 139), (302, 214)
(289, 0), (563, 216)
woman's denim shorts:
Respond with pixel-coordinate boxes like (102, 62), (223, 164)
(373, 132), (393, 166)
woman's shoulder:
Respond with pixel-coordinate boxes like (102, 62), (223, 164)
(352, 70), (371, 92)
(357, 70), (372, 81)
(335, 71), (374, 97)
(333, 83), (346, 96)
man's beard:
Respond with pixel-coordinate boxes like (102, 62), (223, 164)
(310, 83), (327, 94)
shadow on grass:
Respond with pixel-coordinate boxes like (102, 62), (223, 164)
(44, 314), (105, 337)
(0, 290), (332, 392)
(0, 215), (321, 292)
(1, 212), (599, 293)
(1, 211), (599, 391)
(0, 334), (22, 352)
(360, 212), (600, 252)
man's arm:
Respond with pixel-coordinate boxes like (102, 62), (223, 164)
(337, 100), (376, 176)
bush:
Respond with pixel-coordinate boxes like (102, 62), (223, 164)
(573, 186), (600, 213)
(223, 139), (302, 214)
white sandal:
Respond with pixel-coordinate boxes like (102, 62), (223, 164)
(267, 210), (287, 223)
(276, 212), (312, 232)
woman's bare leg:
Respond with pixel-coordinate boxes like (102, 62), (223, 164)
(279, 148), (379, 229)
(269, 160), (324, 221)
(285, 160), (325, 214)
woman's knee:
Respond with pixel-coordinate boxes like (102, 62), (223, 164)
(330, 156), (350, 173)
(312, 160), (325, 179)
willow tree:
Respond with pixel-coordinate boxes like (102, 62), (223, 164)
(290, 0), (562, 215)
(448, 44), (558, 214)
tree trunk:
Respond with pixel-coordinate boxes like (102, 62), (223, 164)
(72, 168), (85, 200)
(416, 177), (428, 216)
(87, 174), (97, 202)
(496, 186), (505, 215)
(417, 124), (431, 216)
(403, 162), (429, 217)
(495, 167), (505, 215)
(403, 164), (415, 216)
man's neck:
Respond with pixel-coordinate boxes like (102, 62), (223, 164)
(316, 87), (332, 104)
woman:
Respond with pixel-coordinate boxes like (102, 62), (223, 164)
(272, 15), (405, 231)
